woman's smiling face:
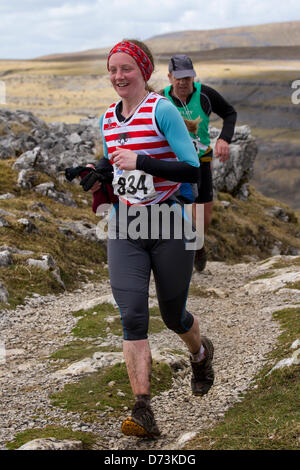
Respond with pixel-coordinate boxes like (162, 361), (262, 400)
(108, 52), (145, 100)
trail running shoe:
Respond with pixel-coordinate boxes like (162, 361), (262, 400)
(121, 400), (161, 438)
(194, 246), (207, 272)
(190, 336), (214, 396)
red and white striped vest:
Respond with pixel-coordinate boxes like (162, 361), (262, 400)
(102, 92), (181, 205)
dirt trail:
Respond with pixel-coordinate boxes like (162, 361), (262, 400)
(0, 256), (299, 450)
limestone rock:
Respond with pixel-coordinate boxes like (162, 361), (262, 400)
(256, 255), (299, 271)
(0, 281), (8, 302)
(3, 108), (98, 177)
(0, 209), (15, 218)
(0, 216), (10, 228)
(4, 109), (259, 205)
(0, 244), (34, 256)
(176, 431), (197, 447)
(291, 339), (300, 349)
(17, 437), (83, 450)
(17, 218), (38, 233)
(0, 193), (15, 200)
(265, 206), (293, 223)
(210, 125), (257, 199)
(243, 270), (300, 295)
(53, 352), (124, 378)
(0, 250), (13, 267)
(73, 294), (118, 312)
(59, 221), (97, 241)
(34, 182), (77, 207)
(27, 254), (65, 290)
(17, 169), (37, 189)
(68, 132), (82, 144)
(268, 348), (300, 374)
(13, 147), (43, 171)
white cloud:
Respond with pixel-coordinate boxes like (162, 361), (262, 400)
(48, 3), (94, 18)
(1, 0), (300, 59)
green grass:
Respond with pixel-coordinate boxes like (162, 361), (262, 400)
(285, 281), (300, 290)
(47, 302), (172, 425)
(0, 228), (108, 309)
(6, 425), (98, 450)
(270, 257), (300, 269)
(49, 305), (164, 365)
(252, 271), (276, 281)
(185, 307), (300, 450)
(49, 300), (171, 424)
(50, 340), (118, 363)
(72, 303), (165, 338)
(50, 361), (172, 422)
(72, 303), (120, 338)
(0, 160), (108, 309)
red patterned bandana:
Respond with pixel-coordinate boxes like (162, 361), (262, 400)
(107, 41), (153, 82)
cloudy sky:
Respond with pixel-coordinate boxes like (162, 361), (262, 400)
(1, 0), (300, 59)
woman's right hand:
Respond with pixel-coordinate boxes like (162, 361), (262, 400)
(85, 164), (102, 192)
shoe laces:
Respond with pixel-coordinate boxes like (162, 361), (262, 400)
(132, 400), (154, 426)
(191, 356), (213, 381)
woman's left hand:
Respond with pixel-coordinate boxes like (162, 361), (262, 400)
(112, 147), (138, 170)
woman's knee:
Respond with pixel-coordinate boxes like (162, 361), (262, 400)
(160, 305), (194, 334)
(121, 307), (149, 341)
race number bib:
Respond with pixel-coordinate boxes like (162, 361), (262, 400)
(112, 164), (157, 203)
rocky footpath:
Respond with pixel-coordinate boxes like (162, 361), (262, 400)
(0, 255), (299, 450)
(0, 109), (299, 450)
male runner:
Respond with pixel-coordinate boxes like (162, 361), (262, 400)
(161, 54), (237, 271)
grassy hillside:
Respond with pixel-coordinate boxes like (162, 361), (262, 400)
(0, 158), (108, 310)
(206, 188), (300, 262)
(0, 153), (299, 311)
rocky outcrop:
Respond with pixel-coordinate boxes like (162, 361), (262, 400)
(0, 109), (101, 208)
(0, 250), (13, 267)
(26, 254), (65, 290)
(0, 109), (99, 168)
(1, 109), (257, 202)
(0, 109), (100, 207)
(210, 124), (257, 199)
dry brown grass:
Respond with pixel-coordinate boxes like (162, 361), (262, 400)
(1, 57), (299, 123)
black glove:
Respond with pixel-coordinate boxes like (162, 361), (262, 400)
(80, 171), (102, 192)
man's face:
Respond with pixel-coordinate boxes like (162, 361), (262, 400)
(168, 73), (194, 101)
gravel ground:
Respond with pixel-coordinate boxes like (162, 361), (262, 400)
(0, 257), (299, 450)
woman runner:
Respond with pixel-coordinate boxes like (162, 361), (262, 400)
(93, 39), (215, 438)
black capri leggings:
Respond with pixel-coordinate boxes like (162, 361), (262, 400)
(107, 201), (195, 341)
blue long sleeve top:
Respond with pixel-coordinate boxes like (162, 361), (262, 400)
(99, 97), (200, 184)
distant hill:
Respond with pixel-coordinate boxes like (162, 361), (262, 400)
(34, 46), (300, 62)
(147, 20), (300, 53)
(34, 20), (300, 61)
